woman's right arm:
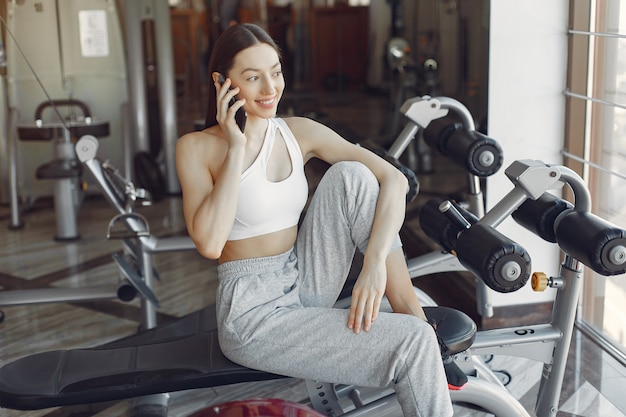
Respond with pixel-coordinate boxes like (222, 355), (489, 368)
(176, 133), (245, 259)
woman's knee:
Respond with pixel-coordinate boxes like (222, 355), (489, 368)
(403, 315), (440, 354)
(325, 161), (379, 195)
(328, 160), (375, 178)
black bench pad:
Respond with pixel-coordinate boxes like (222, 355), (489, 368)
(0, 306), (284, 410)
(0, 305), (475, 410)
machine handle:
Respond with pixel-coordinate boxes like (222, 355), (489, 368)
(34, 99), (92, 125)
(420, 199), (478, 252)
(439, 200), (472, 230)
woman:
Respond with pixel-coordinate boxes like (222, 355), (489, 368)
(176, 23), (458, 417)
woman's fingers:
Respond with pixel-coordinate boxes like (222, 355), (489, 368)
(214, 78), (244, 137)
(372, 294), (381, 323)
(348, 296), (363, 333)
(215, 79), (237, 114)
(348, 289), (383, 334)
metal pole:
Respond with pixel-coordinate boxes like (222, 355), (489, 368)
(122, 0), (149, 154)
(387, 122), (419, 159)
(153, 0), (180, 194)
(8, 108), (23, 229)
(0, 285), (120, 307)
(535, 257), (584, 417)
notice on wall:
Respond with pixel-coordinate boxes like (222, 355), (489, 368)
(79, 10), (109, 57)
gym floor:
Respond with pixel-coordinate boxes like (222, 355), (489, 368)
(1, 86), (625, 416)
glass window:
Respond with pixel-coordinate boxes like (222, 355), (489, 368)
(566, 0), (626, 358)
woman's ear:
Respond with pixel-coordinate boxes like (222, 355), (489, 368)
(211, 72), (222, 84)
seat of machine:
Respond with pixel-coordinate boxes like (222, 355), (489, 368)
(18, 120), (110, 141)
(35, 158), (82, 179)
(424, 306), (476, 354)
(0, 304), (476, 411)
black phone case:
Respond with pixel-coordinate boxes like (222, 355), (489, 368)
(218, 74), (247, 132)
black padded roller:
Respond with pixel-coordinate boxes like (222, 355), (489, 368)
(456, 224), (531, 293)
(443, 129), (503, 177)
(419, 199), (478, 252)
(422, 116), (463, 154)
(512, 193), (574, 243)
(554, 211), (626, 276)
(382, 155), (419, 203)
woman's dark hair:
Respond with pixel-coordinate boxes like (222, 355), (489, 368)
(204, 23), (281, 129)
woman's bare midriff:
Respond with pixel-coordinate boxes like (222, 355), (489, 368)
(218, 226), (298, 264)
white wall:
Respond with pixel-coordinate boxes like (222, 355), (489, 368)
(486, 0), (569, 306)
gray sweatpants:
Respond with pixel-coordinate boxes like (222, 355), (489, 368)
(217, 161), (453, 417)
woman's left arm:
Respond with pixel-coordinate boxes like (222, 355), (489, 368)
(287, 117), (409, 334)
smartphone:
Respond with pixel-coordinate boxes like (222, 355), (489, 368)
(218, 74), (247, 133)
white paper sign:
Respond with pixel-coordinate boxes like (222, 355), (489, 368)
(79, 10), (109, 57)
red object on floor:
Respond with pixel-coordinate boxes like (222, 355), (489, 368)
(189, 398), (326, 417)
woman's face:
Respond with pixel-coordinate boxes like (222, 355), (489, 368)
(228, 43), (285, 120)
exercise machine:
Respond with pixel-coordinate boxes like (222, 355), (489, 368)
(0, 125), (623, 416)
(1, 0), (128, 232)
(122, 0), (180, 199)
(0, 135), (475, 416)
(0, 132), (157, 321)
(17, 99), (110, 240)
(387, 95), (503, 318)
(2, 0), (180, 234)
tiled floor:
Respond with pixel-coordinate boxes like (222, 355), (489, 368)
(1, 86), (625, 416)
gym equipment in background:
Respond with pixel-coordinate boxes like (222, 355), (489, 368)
(2, 0), (180, 233)
(17, 99), (109, 240)
(1, 0), (128, 231)
(122, 0), (179, 199)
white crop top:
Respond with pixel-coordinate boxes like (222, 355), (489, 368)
(227, 118), (308, 241)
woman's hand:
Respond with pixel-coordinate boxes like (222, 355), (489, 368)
(215, 77), (246, 146)
(348, 258), (387, 334)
